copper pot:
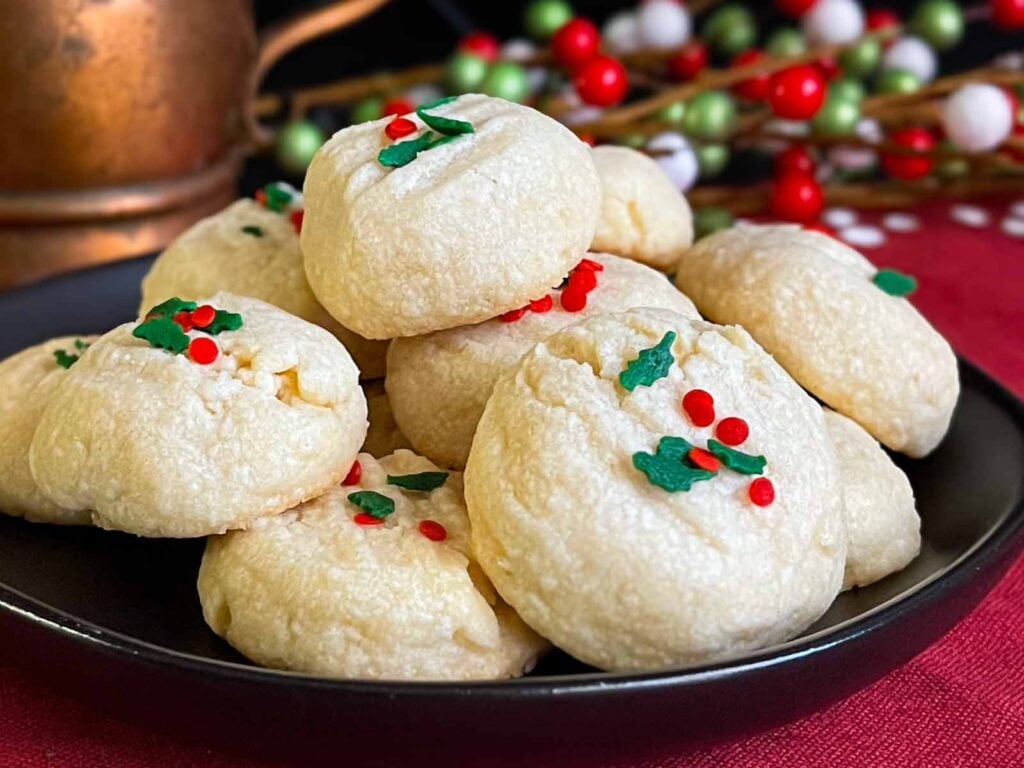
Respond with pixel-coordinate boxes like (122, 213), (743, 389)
(0, 0), (388, 288)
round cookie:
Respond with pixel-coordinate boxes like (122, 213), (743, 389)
(387, 253), (701, 469)
(198, 450), (548, 681)
(30, 293), (367, 538)
(465, 308), (845, 671)
(824, 409), (920, 590)
(140, 192), (386, 380)
(302, 94), (601, 339)
(0, 336), (97, 525)
(590, 145), (694, 271)
(675, 223), (959, 457)
(362, 380), (412, 458)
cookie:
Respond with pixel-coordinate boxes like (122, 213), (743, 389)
(302, 94), (601, 339)
(30, 294), (367, 538)
(465, 308), (845, 671)
(198, 450), (548, 680)
(362, 380), (412, 458)
(590, 145), (694, 271)
(387, 253), (701, 469)
(824, 409), (920, 590)
(0, 337), (97, 525)
(676, 223), (959, 457)
(140, 191), (386, 380)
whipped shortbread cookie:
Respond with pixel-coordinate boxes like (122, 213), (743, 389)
(302, 94), (601, 339)
(590, 145), (694, 271)
(676, 224), (959, 457)
(0, 336), (98, 525)
(140, 187), (386, 380)
(465, 308), (845, 671)
(387, 253), (701, 469)
(362, 380), (412, 458)
(824, 409), (921, 590)
(199, 450), (548, 681)
(30, 294), (366, 538)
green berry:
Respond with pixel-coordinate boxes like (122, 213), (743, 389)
(936, 141), (968, 178)
(696, 144), (730, 179)
(274, 120), (325, 176)
(838, 38), (882, 80)
(812, 96), (861, 138)
(657, 101), (687, 125)
(525, 0), (574, 40)
(620, 133), (647, 149)
(447, 51), (489, 93)
(481, 61), (530, 103)
(694, 206), (735, 240)
(350, 98), (383, 124)
(702, 5), (757, 57)
(830, 78), (866, 104)
(876, 68), (923, 95)
(682, 91), (737, 142)
(766, 28), (807, 58)
(910, 0), (965, 51)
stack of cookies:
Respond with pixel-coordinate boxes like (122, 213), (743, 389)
(0, 95), (959, 679)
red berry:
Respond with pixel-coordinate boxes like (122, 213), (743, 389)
(354, 512), (383, 526)
(551, 18), (601, 70)
(776, 145), (816, 177)
(814, 57), (841, 82)
(716, 417), (750, 446)
(382, 98), (414, 117)
(688, 447), (722, 473)
(385, 117), (417, 141)
(560, 287), (588, 312)
(574, 55), (629, 107)
(668, 42), (709, 82)
(576, 257), (605, 272)
(459, 31), (500, 62)
(733, 50), (771, 102)
(775, 0), (818, 16)
(749, 477), (775, 507)
(769, 65), (827, 120)
(568, 268), (598, 294)
(771, 174), (824, 223)
(172, 311), (194, 332)
(500, 307), (529, 323)
(254, 188), (268, 207)
(418, 520), (448, 541)
(682, 389), (715, 427)
(578, 133), (598, 147)
(290, 209), (304, 234)
(867, 8), (900, 30)
(188, 337), (219, 365)
(190, 305), (216, 329)
(881, 127), (936, 181)
(342, 460), (362, 486)
(804, 222), (836, 238)
(992, 0), (1024, 29)
(530, 295), (554, 313)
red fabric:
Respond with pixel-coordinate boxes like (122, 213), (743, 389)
(1, 199), (1023, 767)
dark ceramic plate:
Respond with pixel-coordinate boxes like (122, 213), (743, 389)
(0, 258), (1022, 767)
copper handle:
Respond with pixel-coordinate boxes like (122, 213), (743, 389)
(245, 0), (392, 148)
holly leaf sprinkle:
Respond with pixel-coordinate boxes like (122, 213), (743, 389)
(873, 268), (918, 297)
(387, 472), (449, 492)
(205, 309), (243, 335)
(132, 317), (190, 354)
(416, 103), (474, 137)
(241, 225), (264, 237)
(146, 297), (197, 320)
(378, 131), (439, 168)
(53, 338), (92, 369)
(706, 439), (766, 476)
(633, 436), (716, 493)
(74, 339), (89, 351)
(619, 332), (677, 392)
(263, 182), (294, 213)
(348, 491), (395, 520)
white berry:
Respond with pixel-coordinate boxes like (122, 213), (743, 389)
(839, 224), (886, 248)
(636, 0), (691, 50)
(647, 131), (699, 192)
(603, 11), (641, 55)
(882, 37), (938, 84)
(803, 0), (864, 46)
(942, 84), (1015, 153)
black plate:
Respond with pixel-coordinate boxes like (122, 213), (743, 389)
(0, 258), (1022, 767)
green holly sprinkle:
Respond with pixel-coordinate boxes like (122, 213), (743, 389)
(416, 101), (474, 137)
(387, 472), (449, 492)
(263, 182), (294, 213)
(132, 317), (190, 355)
(241, 225), (264, 237)
(873, 268), (918, 297)
(347, 491), (395, 520)
(146, 297), (197, 320)
(206, 310), (243, 335)
(633, 436), (716, 493)
(706, 439), (766, 476)
(379, 131), (440, 168)
(619, 332), (677, 392)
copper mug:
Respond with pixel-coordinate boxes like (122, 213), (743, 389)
(0, 0), (388, 288)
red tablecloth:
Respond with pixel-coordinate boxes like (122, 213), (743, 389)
(2, 199), (1023, 768)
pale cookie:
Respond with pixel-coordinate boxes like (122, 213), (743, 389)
(302, 94), (601, 339)
(465, 308), (845, 672)
(30, 294), (367, 538)
(362, 380), (412, 458)
(198, 450), (548, 681)
(140, 191), (386, 380)
(676, 224), (959, 457)
(824, 409), (920, 590)
(387, 253), (701, 469)
(0, 336), (97, 525)
(590, 145), (694, 271)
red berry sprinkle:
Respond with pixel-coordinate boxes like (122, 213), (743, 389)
(290, 209), (304, 234)
(716, 417), (750, 446)
(682, 389), (715, 427)
(688, 447), (722, 473)
(749, 477), (775, 507)
(188, 337), (219, 365)
(418, 519), (448, 542)
(385, 116), (417, 141)
(560, 288), (588, 312)
(500, 307), (529, 323)
(190, 305), (216, 329)
(576, 258), (605, 272)
(354, 512), (384, 526)
(342, 460), (362, 486)
(530, 295), (554, 313)
(173, 311), (194, 332)
(568, 268), (598, 294)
